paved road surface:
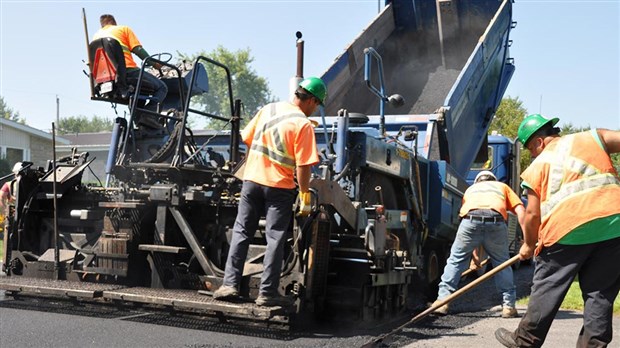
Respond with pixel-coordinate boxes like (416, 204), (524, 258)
(400, 305), (619, 348)
(1, 263), (618, 347)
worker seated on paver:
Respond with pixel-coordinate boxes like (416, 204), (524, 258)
(90, 14), (168, 111)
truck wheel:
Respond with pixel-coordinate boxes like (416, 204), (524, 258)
(426, 250), (440, 286)
(422, 248), (443, 300)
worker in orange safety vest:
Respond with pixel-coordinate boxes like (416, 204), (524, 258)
(432, 170), (525, 318)
(496, 114), (620, 348)
(212, 77), (325, 307)
(93, 14), (168, 109)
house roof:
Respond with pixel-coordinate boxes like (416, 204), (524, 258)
(57, 132), (112, 152)
(0, 118), (71, 144)
(62, 132), (113, 145)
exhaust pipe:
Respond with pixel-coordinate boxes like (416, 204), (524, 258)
(289, 31), (304, 102)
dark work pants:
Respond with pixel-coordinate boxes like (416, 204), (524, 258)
(126, 69), (168, 106)
(513, 236), (620, 348)
(222, 181), (295, 296)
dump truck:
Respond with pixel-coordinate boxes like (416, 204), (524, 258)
(0, 0), (515, 324)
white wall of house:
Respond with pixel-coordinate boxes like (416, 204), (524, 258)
(0, 118), (69, 169)
(0, 122), (31, 164)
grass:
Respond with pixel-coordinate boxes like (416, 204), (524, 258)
(517, 279), (620, 315)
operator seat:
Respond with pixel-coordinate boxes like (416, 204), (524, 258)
(88, 37), (156, 105)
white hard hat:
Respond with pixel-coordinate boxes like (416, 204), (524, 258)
(12, 162), (23, 175)
(474, 170), (496, 183)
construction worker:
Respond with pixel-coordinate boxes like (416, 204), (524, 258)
(0, 182), (11, 213)
(0, 180), (10, 237)
(496, 115), (620, 348)
(1, 162), (22, 258)
(213, 77), (325, 307)
(0, 162), (22, 212)
(93, 14), (168, 109)
(433, 170), (525, 318)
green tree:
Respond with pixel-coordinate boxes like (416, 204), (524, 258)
(492, 96), (528, 139)
(490, 99), (619, 173)
(179, 46), (274, 129)
(57, 115), (114, 135)
(491, 96), (531, 171)
(613, 153), (620, 173)
(0, 96), (25, 124)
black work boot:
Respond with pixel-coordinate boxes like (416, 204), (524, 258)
(495, 327), (518, 348)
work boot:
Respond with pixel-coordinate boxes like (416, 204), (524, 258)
(501, 306), (518, 318)
(255, 294), (294, 307)
(431, 300), (449, 315)
(212, 285), (239, 301)
(495, 327), (518, 348)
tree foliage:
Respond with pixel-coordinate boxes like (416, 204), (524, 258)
(57, 115), (114, 135)
(0, 96), (25, 124)
(491, 96), (528, 139)
(491, 96), (531, 171)
(179, 46), (274, 129)
(491, 97), (619, 173)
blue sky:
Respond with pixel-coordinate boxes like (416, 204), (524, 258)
(1, 0), (618, 133)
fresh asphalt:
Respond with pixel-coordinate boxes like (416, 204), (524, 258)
(1, 263), (618, 347)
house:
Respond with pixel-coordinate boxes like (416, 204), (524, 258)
(57, 132), (112, 185)
(0, 117), (70, 170)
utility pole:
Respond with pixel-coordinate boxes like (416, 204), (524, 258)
(56, 95), (60, 126)
(539, 94), (543, 114)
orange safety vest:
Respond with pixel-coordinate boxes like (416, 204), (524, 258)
(93, 25), (142, 69)
(459, 181), (523, 220)
(521, 130), (620, 255)
(241, 102), (319, 189)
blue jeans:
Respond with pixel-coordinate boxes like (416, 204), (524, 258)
(437, 218), (516, 307)
(222, 181), (296, 296)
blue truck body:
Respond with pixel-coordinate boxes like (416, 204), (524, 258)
(314, 0), (515, 247)
(191, 0), (518, 293)
(467, 134), (520, 190)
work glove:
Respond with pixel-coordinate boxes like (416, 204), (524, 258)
(297, 191), (312, 217)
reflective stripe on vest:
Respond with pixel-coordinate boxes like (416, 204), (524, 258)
(540, 134), (620, 219)
(467, 181), (506, 199)
(249, 103), (305, 169)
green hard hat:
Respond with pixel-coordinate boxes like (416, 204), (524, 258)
(517, 114), (559, 146)
(299, 77), (327, 105)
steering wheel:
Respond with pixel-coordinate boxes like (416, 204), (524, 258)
(152, 53), (173, 77)
(154, 52), (173, 63)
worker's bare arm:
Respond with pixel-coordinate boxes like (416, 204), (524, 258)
(597, 129), (620, 154)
